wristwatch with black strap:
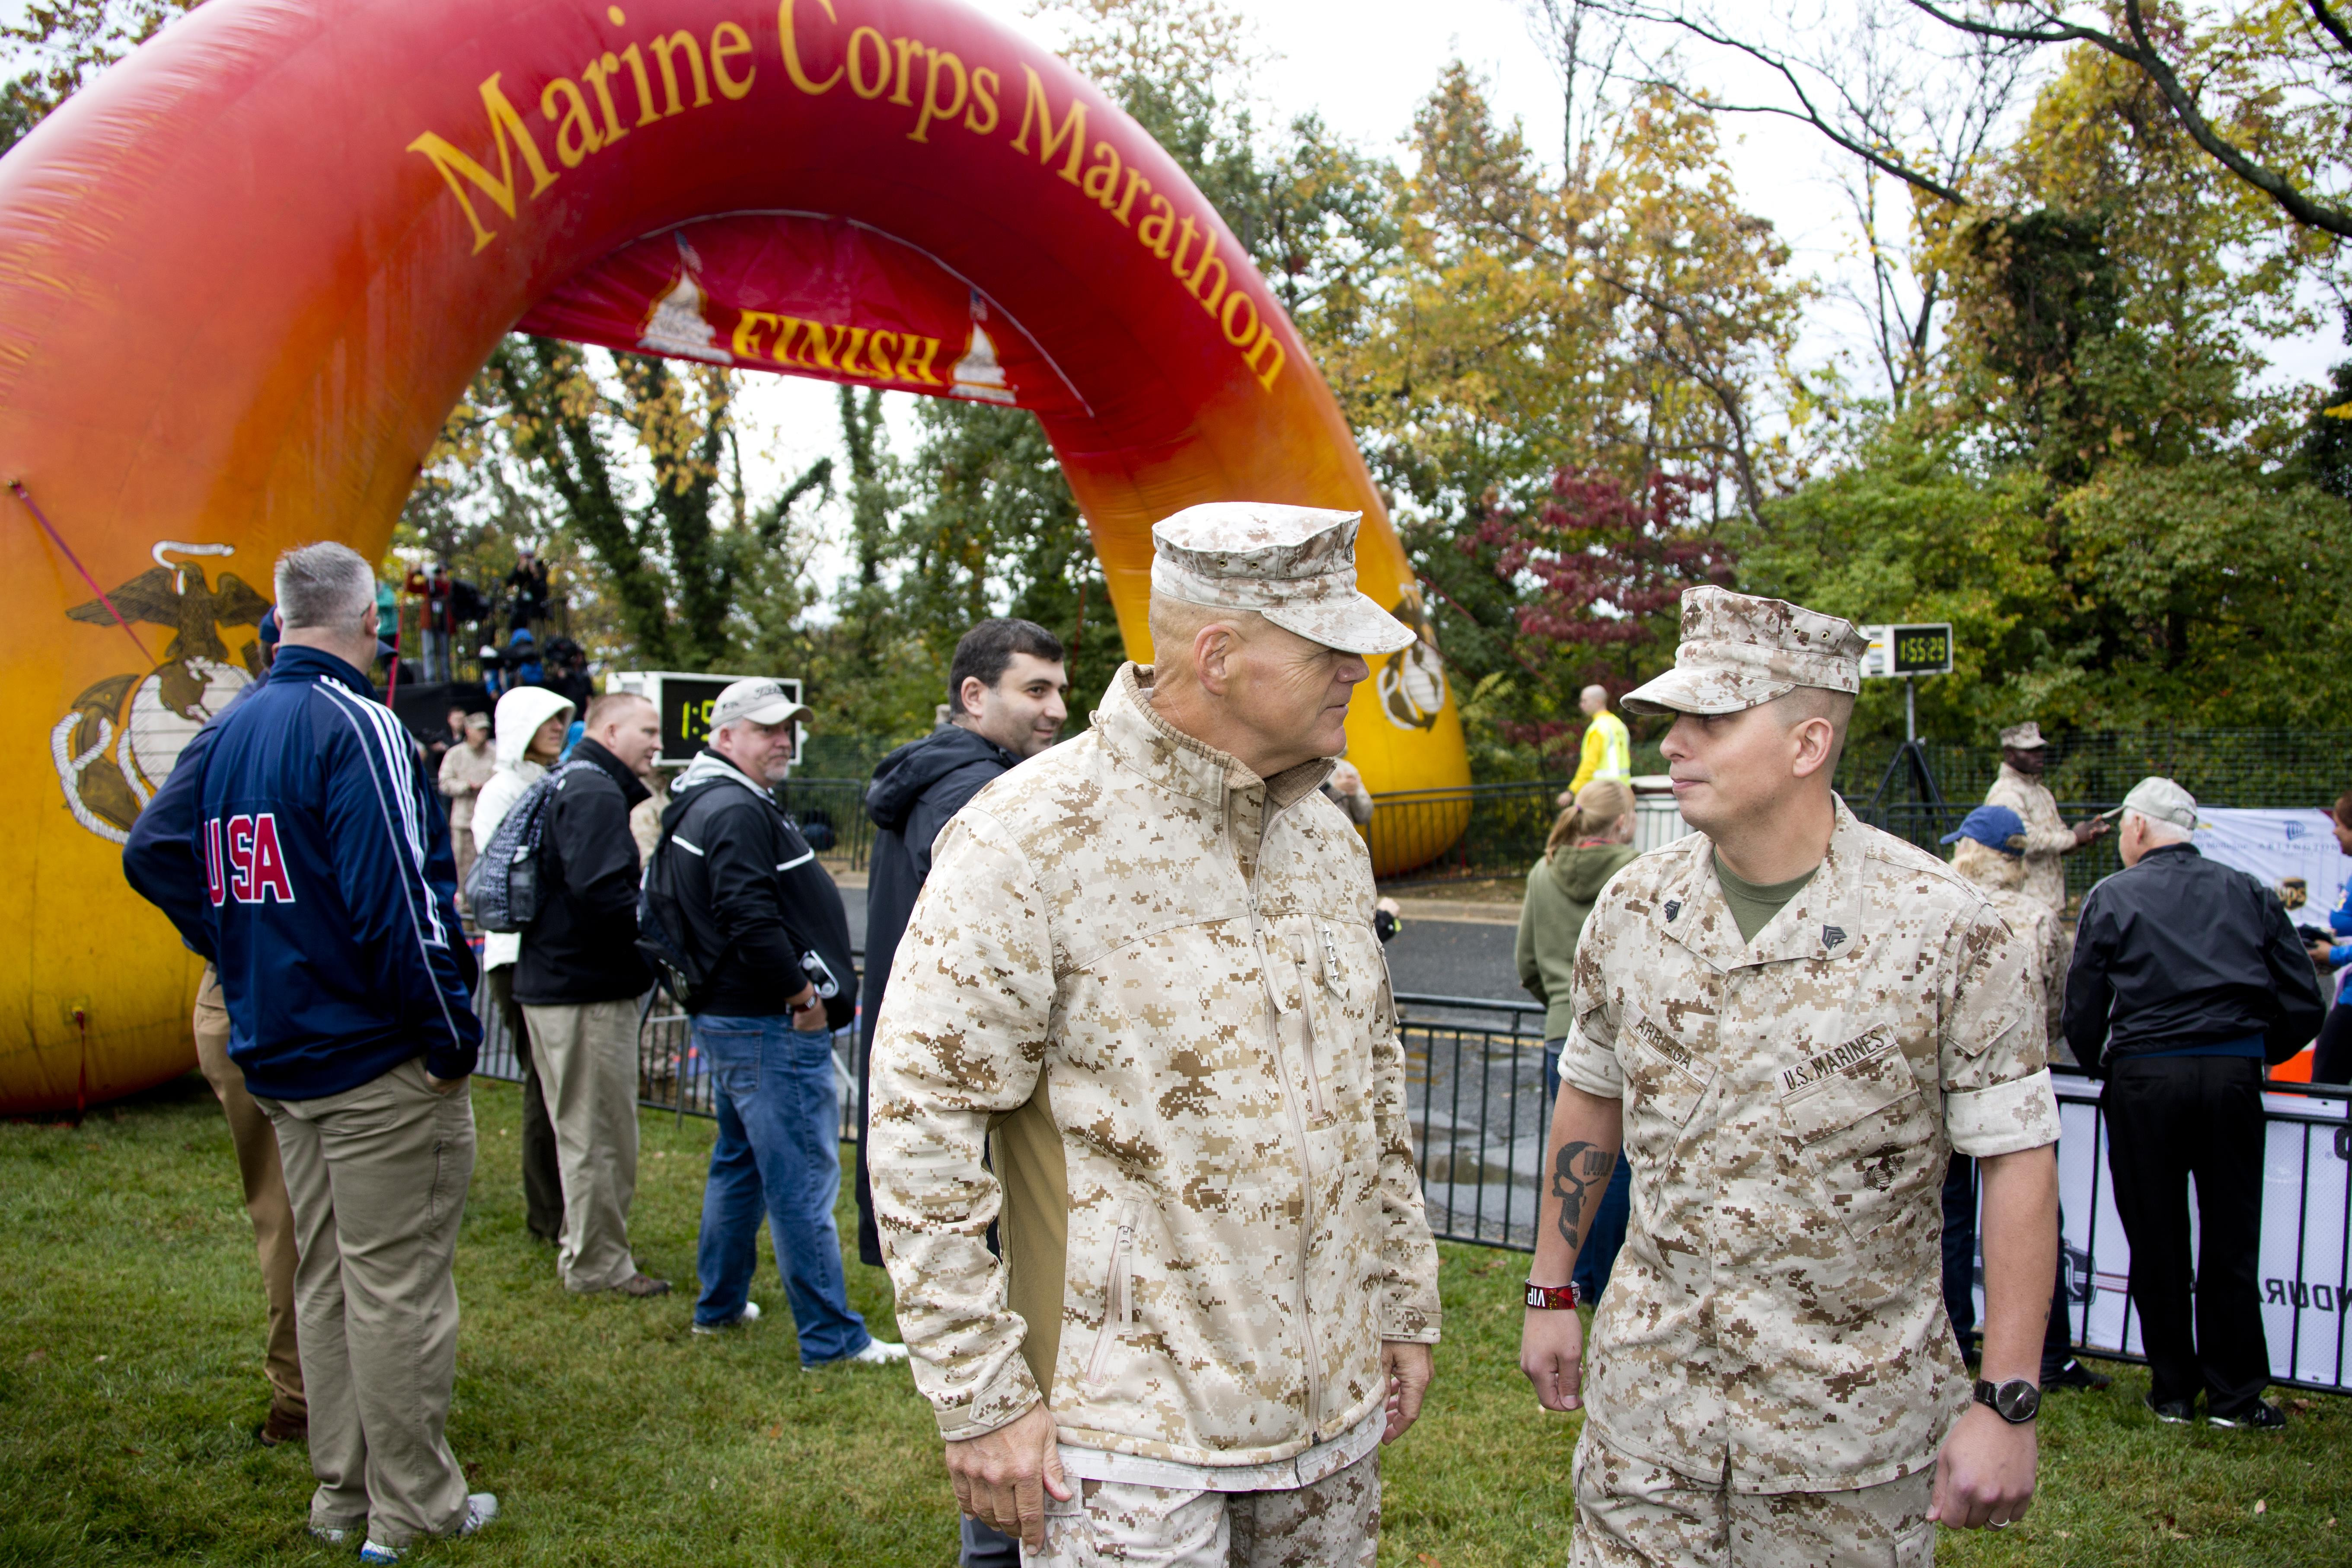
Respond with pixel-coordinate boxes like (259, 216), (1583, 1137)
(1974, 1377), (2041, 1424)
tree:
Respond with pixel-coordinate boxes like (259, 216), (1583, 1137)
(1460, 465), (1735, 763)
(2305, 357), (2352, 499)
(463, 338), (830, 671)
(1608, 1), (2352, 244)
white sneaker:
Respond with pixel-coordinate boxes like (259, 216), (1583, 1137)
(806, 1336), (910, 1372)
(307, 1523), (354, 1546)
(692, 1301), (761, 1335)
(358, 1493), (498, 1562)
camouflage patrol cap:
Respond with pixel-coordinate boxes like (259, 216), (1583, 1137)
(1151, 503), (1415, 657)
(1999, 721), (2049, 750)
(1621, 586), (1867, 716)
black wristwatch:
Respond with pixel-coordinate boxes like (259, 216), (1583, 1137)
(1974, 1378), (2040, 1424)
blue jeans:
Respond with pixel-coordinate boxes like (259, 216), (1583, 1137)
(1543, 1041), (1633, 1305)
(692, 1015), (871, 1365)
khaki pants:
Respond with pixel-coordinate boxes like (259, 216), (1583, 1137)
(488, 967), (565, 1241)
(1025, 1452), (1379, 1568)
(192, 966), (304, 1420)
(259, 1059), (475, 1547)
(520, 998), (643, 1291)
(1571, 1434), (1934, 1568)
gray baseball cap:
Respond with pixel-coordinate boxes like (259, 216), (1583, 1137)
(1151, 502), (1414, 657)
(709, 677), (811, 731)
(2100, 776), (2200, 833)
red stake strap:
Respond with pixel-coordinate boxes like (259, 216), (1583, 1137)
(11, 480), (154, 665)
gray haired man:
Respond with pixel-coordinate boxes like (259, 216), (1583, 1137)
(2064, 777), (2322, 1431)
(869, 504), (1443, 1565)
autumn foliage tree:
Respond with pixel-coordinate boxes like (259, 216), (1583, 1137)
(1462, 466), (1735, 763)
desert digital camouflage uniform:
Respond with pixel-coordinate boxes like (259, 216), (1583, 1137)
(1031, 1458), (1379, 1568)
(867, 502), (1439, 1566)
(1557, 588), (2063, 1566)
(1950, 837), (2067, 1054)
(1984, 724), (2075, 915)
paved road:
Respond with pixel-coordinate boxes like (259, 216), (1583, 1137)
(1382, 915), (1524, 1008)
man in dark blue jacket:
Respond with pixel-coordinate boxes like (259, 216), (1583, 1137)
(853, 619), (1066, 1568)
(188, 543), (495, 1560)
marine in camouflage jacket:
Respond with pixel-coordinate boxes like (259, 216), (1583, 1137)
(1984, 764), (2076, 913)
(1560, 800), (2060, 1493)
(868, 664), (1442, 1470)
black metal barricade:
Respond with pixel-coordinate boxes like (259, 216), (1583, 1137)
(470, 972), (2352, 1396)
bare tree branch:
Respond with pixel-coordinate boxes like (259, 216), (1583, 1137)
(1905, 0), (2352, 238)
(2307, 0), (2352, 57)
(1599, 3), (1975, 205)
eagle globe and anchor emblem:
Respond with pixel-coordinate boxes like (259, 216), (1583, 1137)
(1378, 586), (1448, 731)
(53, 540), (270, 844)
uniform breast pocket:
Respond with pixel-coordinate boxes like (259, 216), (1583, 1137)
(1778, 1028), (1937, 1240)
(1621, 1004), (1714, 1130)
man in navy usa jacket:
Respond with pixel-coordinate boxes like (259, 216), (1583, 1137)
(189, 543), (496, 1561)
(122, 619), (308, 1448)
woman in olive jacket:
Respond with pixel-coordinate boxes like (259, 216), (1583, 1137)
(1515, 778), (1640, 1300)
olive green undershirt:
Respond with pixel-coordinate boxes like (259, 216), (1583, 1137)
(1711, 850), (1819, 944)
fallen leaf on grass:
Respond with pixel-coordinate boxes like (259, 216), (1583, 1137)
(23, 1349), (45, 1364)
(1418, 1555), (1443, 1567)
(2254, 1499), (2267, 1515)
(764, 1423), (785, 1440)
(2291, 1398), (2312, 1413)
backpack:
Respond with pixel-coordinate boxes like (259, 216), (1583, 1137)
(635, 811), (708, 1010)
(641, 772), (856, 1025)
(463, 760), (593, 934)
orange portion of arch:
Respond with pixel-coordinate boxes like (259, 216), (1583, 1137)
(0, 0), (1467, 1113)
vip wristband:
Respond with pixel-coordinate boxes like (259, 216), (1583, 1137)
(1524, 1281), (1581, 1310)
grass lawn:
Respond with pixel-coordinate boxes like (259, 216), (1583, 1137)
(3, 1075), (2347, 1566)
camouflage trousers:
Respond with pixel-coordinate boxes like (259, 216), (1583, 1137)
(1570, 1434), (1935, 1568)
(1024, 1453), (1379, 1568)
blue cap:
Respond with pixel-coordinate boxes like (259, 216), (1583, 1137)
(255, 606), (281, 646)
(1940, 805), (2027, 855)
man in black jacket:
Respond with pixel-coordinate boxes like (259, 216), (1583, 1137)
(851, 622), (1065, 1568)
(2064, 776), (2323, 1431)
(516, 690), (667, 1297)
(660, 678), (906, 1369)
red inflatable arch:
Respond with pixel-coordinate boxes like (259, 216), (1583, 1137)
(0, 0), (1468, 1113)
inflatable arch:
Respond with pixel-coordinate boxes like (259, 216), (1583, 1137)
(0, 0), (1470, 1114)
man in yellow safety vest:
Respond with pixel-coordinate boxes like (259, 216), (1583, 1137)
(1570, 684), (1633, 795)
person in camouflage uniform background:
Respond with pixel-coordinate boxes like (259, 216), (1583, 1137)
(1518, 587), (2063, 1566)
(868, 504), (1443, 1566)
(1985, 721), (2109, 920)
(1943, 810), (2066, 1048)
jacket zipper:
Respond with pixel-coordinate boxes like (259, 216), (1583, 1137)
(1247, 793), (1327, 1437)
(1083, 1209), (1136, 1387)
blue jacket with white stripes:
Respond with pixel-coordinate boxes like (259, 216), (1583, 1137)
(191, 643), (481, 1099)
